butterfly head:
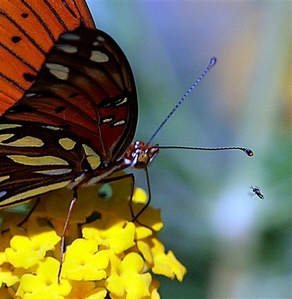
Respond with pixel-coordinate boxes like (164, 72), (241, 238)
(125, 141), (159, 169)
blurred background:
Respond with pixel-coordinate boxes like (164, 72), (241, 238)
(88, 1), (291, 298)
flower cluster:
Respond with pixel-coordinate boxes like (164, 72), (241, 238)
(0, 180), (186, 298)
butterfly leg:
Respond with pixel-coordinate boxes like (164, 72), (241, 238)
(58, 187), (78, 282)
(105, 170), (154, 229)
(130, 169), (154, 231)
(131, 167), (152, 222)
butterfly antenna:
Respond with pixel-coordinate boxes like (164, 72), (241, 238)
(158, 145), (253, 156)
(148, 56), (217, 144)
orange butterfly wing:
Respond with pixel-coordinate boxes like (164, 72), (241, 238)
(0, 0), (95, 114)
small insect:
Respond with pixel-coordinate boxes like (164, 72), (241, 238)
(250, 186), (264, 199)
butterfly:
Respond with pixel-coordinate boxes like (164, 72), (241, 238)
(0, 0), (161, 212)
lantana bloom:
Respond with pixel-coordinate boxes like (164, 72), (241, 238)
(0, 180), (187, 298)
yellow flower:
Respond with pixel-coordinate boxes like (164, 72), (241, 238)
(16, 257), (71, 299)
(82, 216), (136, 254)
(0, 180), (186, 298)
(65, 281), (107, 299)
(62, 239), (108, 281)
(106, 251), (152, 299)
(138, 237), (187, 281)
(0, 233), (20, 287)
(5, 224), (60, 269)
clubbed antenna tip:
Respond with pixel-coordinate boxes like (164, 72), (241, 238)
(244, 148), (254, 156)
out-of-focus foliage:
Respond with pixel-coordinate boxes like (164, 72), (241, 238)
(88, 1), (291, 298)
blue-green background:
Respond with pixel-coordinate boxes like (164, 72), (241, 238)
(88, 1), (291, 298)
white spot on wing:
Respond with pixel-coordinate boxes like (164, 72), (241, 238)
(96, 36), (105, 42)
(0, 191), (7, 198)
(116, 97), (128, 106)
(55, 44), (78, 53)
(90, 50), (109, 63)
(101, 117), (114, 123)
(45, 63), (69, 80)
(26, 92), (37, 97)
(113, 120), (126, 127)
(61, 32), (80, 41)
(42, 125), (63, 131)
(34, 169), (72, 176)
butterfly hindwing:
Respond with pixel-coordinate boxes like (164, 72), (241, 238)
(0, 124), (75, 207)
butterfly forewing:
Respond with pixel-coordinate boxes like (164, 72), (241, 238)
(0, 0), (95, 113)
(0, 27), (138, 207)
